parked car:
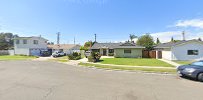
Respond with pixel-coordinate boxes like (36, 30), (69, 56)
(85, 51), (92, 58)
(52, 51), (66, 57)
(40, 50), (51, 57)
(177, 60), (203, 82)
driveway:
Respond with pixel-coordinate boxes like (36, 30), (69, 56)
(0, 61), (202, 100)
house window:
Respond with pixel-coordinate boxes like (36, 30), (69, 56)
(16, 40), (20, 44)
(188, 50), (198, 55)
(23, 39), (27, 44)
(124, 49), (131, 54)
(33, 40), (38, 44)
(92, 49), (100, 53)
(109, 49), (114, 53)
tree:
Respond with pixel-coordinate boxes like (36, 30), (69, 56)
(47, 42), (54, 45)
(81, 41), (93, 51)
(171, 37), (174, 42)
(198, 38), (202, 41)
(129, 34), (137, 43)
(0, 32), (18, 50)
(156, 38), (161, 44)
(136, 34), (155, 50)
(0, 34), (8, 50)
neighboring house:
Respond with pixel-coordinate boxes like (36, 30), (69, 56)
(155, 40), (203, 60)
(14, 36), (48, 56)
(47, 44), (81, 54)
(91, 42), (145, 58)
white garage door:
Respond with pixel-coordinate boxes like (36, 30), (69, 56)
(30, 49), (41, 56)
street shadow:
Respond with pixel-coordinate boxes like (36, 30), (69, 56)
(97, 60), (104, 62)
(180, 76), (203, 83)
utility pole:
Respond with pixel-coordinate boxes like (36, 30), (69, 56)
(94, 34), (97, 43)
(182, 31), (186, 41)
(56, 32), (60, 44)
(74, 37), (75, 45)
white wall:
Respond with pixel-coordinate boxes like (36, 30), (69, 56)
(162, 50), (172, 60)
(14, 48), (30, 55)
(14, 37), (47, 49)
(14, 37), (47, 56)
(172, 42), (203, 60)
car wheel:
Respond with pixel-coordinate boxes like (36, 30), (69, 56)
(197, 73), (203, 82)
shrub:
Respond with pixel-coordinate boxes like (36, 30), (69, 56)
(108, 53), (114, 56)
(68, 52), (81, 60)
(88, 52), (101, 62)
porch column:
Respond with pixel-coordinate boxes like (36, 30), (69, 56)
(156, 50), (158, 59)
(107, 48), (109, 56)
(100, 48), (103, 55)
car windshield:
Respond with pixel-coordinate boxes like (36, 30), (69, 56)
(190, 61), (203, 66)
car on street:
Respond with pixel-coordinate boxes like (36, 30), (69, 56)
(85, 51), (92, 58)
(52, 51), (66, 57)
(177, 60), (203, 82)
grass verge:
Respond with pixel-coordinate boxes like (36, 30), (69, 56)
(173, 60), (194, 65)
(79, 63), (176, 74)
(0, 55), (37, 61)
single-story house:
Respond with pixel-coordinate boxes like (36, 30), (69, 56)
(14, 36), (48, 56)
(155, 40), (203, 60)
(91, 42), (145, 58)
(48, 44), (81, 54)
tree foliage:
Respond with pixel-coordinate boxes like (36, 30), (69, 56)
(198, 38), (202, 41)
(80, 41), (93, 51)
(171, 37), (174, 42)
(0, 32), (18, 50)
(129, 34), (137, 43)
(47, 42), (54, 45)
(156, 38), (161, 44)
(136, 34), (155, 50)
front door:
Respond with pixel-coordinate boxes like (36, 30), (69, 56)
(103, 49), (107, 56)
(158, 51), (162, 59)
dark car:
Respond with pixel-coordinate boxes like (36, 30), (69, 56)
(177, 60), (203, 82)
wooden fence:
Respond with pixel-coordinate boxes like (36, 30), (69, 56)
(142, 50), (156, 58)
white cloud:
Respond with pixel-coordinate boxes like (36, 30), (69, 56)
(151, 31), (203, 43)
(151, 31), (182, 43)
(175, 19), (203, 29)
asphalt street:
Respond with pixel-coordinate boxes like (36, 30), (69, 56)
(0, 61), (202, 100)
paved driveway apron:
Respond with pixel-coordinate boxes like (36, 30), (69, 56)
(0, 61), (202, 100)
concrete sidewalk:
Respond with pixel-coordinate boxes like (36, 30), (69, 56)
(79, 62), (176, 69)
(158, 59), (180, 67)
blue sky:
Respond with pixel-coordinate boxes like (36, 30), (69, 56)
(1, 0), (203, 44)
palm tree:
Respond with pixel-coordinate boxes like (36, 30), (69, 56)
(156, 38), (161, 44)
(129, 34), (137, 43)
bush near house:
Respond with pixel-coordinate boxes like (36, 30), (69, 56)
(88, 52), (101, 62)
(68, 52), (81, 60)
(108, 53), (114, 56)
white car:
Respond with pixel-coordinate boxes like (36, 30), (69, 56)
(85, 51), (92, 58)
(52, 51), (66, 57)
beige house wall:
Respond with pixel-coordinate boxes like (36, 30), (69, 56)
(114, 48), (142, 58)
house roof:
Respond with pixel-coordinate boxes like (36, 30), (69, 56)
(155, 40), (203, 48)
(13, 36), (48, 41)
(48, 44), (81, 50)
(91, 42), (145, 49)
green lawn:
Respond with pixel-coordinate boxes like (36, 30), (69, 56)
(99, 58), (174, 67)
(173, 60), (194, 65)
(79, 63), (176, 73)
(0, 55), (37, 61)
